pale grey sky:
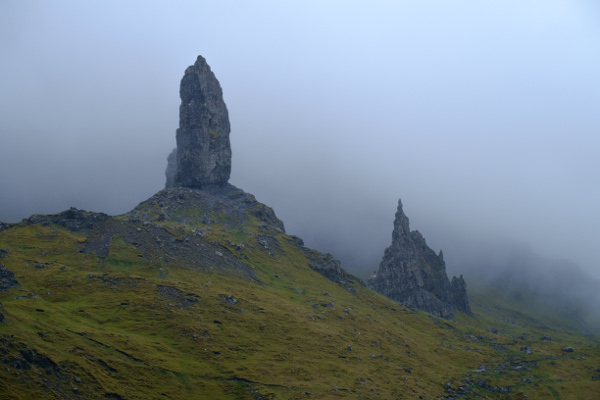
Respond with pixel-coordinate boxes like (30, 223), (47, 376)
(1, 1), (599, 280)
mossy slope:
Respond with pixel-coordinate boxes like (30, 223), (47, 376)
(0, 187), (598, 399)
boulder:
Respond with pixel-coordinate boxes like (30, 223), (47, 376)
(521, 345), (533, 355)
(0, 264), (19, 291)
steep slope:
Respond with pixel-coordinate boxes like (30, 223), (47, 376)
(2, 54), (599, 399)
(459, 243), (600, 335)
(1, 189), (599, 399)
(465, 279), (600, 338)
(0, 189), (457, 399)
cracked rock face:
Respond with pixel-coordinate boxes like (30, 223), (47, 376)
(169, 56), (232, 189)
(368, 199), (472, 319)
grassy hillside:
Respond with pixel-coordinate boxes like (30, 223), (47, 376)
(1, 188), (598, 399)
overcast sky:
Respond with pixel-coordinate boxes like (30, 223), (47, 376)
(1, 1), (599, 280)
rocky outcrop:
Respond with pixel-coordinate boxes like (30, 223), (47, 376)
(302, 248), (362, 292)
(165, 148), (177, 188)
(134, 184), (284, 233)
(172, 55), (232, 189)
(23, 208), (109, 232)
(0, 263), (19, 291)
(368, 199), (471, 319)
(450, 274), (470, 314)
(0, 222), (13, 233)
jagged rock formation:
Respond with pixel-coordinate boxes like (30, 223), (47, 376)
(369, 199), (471, 319)
(165, 148), (177, 188)
(157, 57), (358, 288)
(170, 55), (232, 189)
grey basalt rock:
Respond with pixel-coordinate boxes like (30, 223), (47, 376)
(0, 263), (19, 292)
(165, 148), (177, 189)
(450, 274), (470, 314)
(23, 207), (109, 232)
(302, 249), (362, 291)
(368, 198), (472, 319)
(172, 55), (232, 189)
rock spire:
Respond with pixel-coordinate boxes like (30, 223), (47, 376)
(166, 56), (232, 189)
(165, 148), (177, 188)
(368, 199), (471, 319)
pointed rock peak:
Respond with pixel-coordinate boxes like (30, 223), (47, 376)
(396, 198), (404, 214)
(392, 198), (411, 240)
(369, 198), (472, 319)
(168, 55), (232, 189)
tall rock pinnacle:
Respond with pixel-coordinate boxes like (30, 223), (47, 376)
(368, 199), (472, 320)
(168, 56), (232, 189)
(165, 148), (177, 188)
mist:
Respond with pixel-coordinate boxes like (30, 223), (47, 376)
(2, 1), (600, 292)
